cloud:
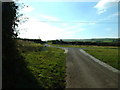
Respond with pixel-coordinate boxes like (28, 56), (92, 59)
(111, 12), (120, 16)
(107, 12), (119, 19)
(18, 17), (86, 40)
(63, 23), (85, 30)
(39, 14), (59, 21)
(62, 23), (68, 26)
(55, 23), (86, 39)
(18, 17), (62, 40)
(20, 6), (34, 13)
(98, 12), (118, 21)
(94, 0), (119, 14)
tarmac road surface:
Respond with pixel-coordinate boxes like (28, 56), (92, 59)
(66, 48), (119, 88)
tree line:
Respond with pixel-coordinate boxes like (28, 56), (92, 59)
(51, 39), (119, 46)
(17, 38), (46, 44)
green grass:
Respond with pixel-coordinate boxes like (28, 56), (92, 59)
(49, 44), (119, 70)
(49, 43), (91, 48)
(18, 40), (66, 88)
(84, 48), (119, 70)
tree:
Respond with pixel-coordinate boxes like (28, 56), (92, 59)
(2, 1), (22, 88)
(2, 2), (40, 88)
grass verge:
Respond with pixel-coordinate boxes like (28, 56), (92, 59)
(84, 48), (119, 70)
(17, 40), (66, 88)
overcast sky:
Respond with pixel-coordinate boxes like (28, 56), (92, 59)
(17, 0), (119, 41)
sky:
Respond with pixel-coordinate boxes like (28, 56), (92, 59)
(16, 0), (119, 41)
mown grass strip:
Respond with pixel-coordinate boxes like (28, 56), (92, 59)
(18, 40), (66, 88)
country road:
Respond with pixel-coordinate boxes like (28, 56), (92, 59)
(45, 44), (119, 88)
(66, 48), (119, 88)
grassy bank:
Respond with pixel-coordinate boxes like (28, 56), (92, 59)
(50, 44), (119, 70)
(17, 40), (66, 88)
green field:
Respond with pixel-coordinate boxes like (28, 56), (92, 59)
(17, 40), (66, 88)
(61, 38), (118, 42)
(50, 44), (119, 70)
(84, 48), (119, 70)
(50, 43), (118, 49)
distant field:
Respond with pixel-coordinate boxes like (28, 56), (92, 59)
(61, 38), (118, 42)
(17, 40), (66, 88)
(50, 43), (118, 49)
(50, 44), (119, 70)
